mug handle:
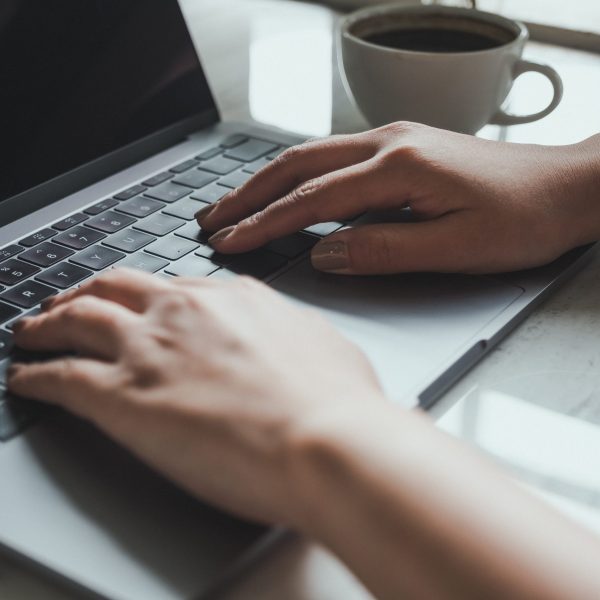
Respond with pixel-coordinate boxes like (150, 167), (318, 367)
(489, 59), (563, 126)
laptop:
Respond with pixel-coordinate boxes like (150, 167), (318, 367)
(0, 1), (594, 599)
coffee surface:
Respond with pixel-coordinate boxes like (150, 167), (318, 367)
(364, 27), (505, 53)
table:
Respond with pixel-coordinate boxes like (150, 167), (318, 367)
(3, 1), (600, 598)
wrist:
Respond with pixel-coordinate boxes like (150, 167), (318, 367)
(283, 397), (417, 540)
(560, 135), (600, 246)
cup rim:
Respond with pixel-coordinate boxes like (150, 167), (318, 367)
(341, 4), (529, 57)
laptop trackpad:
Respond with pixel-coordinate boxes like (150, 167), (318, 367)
(271, 260), (524, 404)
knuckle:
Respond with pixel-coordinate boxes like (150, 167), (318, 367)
(381, 120), (420, 137)
(158, 289), (199, 315)
(58, 358), (89, 386)
(351, 230), (396, 272)
(241, 210), (265, 229)
(61, 296), (97, 322)
(380, 143), (425, 169)
(272, 144), (306, 169)
(295, 176), (325, 200)
(283, 176), (327, 221)
(368, 230), (396, 269)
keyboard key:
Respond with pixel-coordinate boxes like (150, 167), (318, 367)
(196, 147), (222, 160)
(142, 171), (174, 187)
(37, 262), (92, 289)
(208, 269), (238, 281)
(84, 198), (119, 216)
(174, 222), (210, 244)
(0, 302), (22, 325)
(0, 331), (13, 360)
(224, 139), (278, 162)
(5, 307), (41, 331)
(0, 245), (23, 261)
(144, 181), (191, 203)
(0, 259), (40, 286)
(145, 236), (199, 261)
(228, 250), (287, 279)
(220, 134), (249, 149)
(1, 281), (57, 308)
(117, 253), (169, 274)
(173, 170), (218, 190)
(170, 159), (200, 174)
(264, 232), (318, 259)
(218, 170), (253, 189)
(86, 211), (136, 234)
(133, 213), (184, 237)
(52, 213), (89, 231)
(163, 198), (207, 221)
(71, 245), (125, 270)
(103, 229), (156, 253)
(198, 156), (242, 175)
(267, 146), (287, 160)
(20, 242), (74, 267)
(304, 222), (343, 237)
(165, 255), (219, 278)
(53, 226), (107, 250)
(19, 228), (57, 248)
(243, 157), (270, 174)
(195, 246), (234, 266)
(190, 182), (229, 205)
(116, 196), (164, 218)
(114, 184), (147, 201)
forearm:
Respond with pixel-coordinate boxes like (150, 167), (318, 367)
(561, 134), (600, 247)
(290, 403), (600, 600)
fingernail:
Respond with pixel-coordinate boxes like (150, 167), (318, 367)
(208, 225), (236, 247)
(7, 364), (21, 379)
(11, 318), (29, 334)
(195, 203), (215, 222)
(311, 241), (349, 272)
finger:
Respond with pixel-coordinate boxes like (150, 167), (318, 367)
(7, 358), (118, 425)
(207, 158), (409, 254)
(14, 296), (138, 359)
(168, 275), (222, 288)
(42, 267), (173, 314)
(309, 217), (474, 275)
(197, 134), (378, 233)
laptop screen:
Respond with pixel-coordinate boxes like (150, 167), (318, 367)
(0, 0), (216, 205)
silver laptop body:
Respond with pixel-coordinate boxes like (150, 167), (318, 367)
(0, 2), (593, 599)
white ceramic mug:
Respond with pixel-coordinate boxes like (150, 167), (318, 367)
(340, 4), (564, 134)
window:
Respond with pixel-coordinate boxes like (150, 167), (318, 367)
(477, 0), (600, 34)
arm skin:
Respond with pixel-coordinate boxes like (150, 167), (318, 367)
(7, 125), (600, 600)
(292, 405), (600, 600)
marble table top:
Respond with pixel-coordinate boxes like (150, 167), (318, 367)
(2, 1), (600, 598)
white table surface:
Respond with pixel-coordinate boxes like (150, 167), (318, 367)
(3, 1), (600, 598)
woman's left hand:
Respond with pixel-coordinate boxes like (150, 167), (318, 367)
(7, 268), (385, 528)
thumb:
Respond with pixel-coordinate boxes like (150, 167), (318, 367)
(310, 219), (468, 275)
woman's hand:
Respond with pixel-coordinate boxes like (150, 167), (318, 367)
(198, 123), (600, 275)
(7, 268), (384, 527)
(8, 268), (600, 600)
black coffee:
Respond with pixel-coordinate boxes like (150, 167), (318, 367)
(364, 27), (506, 53)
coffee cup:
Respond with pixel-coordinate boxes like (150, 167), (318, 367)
(339, 4), (563, 134)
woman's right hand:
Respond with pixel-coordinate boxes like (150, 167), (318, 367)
(198, 123), (600, 275)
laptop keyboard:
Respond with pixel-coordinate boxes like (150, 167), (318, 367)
(0, 134), (344, 442)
